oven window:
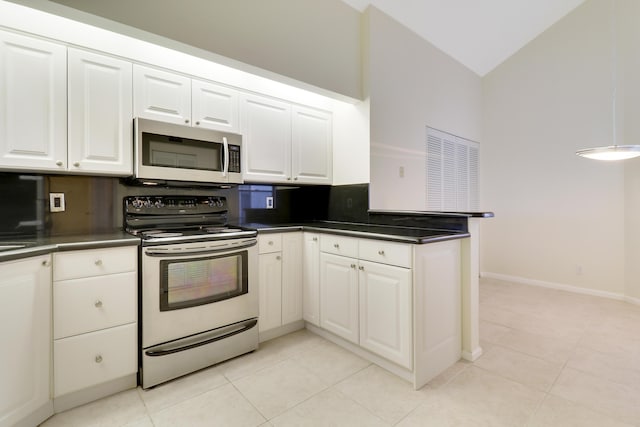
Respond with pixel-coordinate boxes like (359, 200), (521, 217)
(159, 251), (248, 311)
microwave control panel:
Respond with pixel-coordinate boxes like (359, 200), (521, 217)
(228, 145), (241, 173)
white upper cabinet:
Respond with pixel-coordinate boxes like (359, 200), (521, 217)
(292, 106), (332, 185)
(241, 93), (292, 183)
(134, 64), (239, 132)
(0, 30), (67, 171)
(133, 65), (191, 125)
(68, 48), (133, 175)
(192, 79), (239, 132)
(242, 93), (333, 185)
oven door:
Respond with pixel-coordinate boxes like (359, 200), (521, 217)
(141, 238), (258, 348)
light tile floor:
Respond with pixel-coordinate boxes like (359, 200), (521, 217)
(41, 278), (640, 426)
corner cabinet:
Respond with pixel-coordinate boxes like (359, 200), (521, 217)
(0, 30), (67, 172)
(241, 93), (332, 185)
(68, 48), (133, 175)
(0, 255), (53, 427)
(257, 232), (303, 339)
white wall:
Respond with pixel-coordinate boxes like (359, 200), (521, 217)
(481, 0), (631, 296)
(364, 7), (482, 211)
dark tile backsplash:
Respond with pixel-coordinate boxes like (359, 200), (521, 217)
(0, 172), (467, 238)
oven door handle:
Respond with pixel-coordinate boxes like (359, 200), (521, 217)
(145, 318), (258, 357)
(144, 239), (257, 257)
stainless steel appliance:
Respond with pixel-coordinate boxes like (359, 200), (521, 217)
(124, 195), (258, 389)
(133, 118), (243, 185)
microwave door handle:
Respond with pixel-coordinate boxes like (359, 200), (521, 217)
(222, 136), (229, 177)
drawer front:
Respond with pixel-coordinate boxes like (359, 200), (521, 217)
(258, 234), (282, 254)
(320, 234), (358, 258)
(54, 246), (137, 281)
(54, 271), (137, 339)
(359, 239), (412, 268)
(54, 323), (137, 397)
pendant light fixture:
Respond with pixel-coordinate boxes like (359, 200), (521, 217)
(575, 0), (640, 161)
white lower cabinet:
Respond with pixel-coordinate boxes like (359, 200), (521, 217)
(319, 252), (359, 344)
(358, 260), (412, 368)
(258, 232), (303, 336)
(0, 255), (52, 427)
(52, 246), (138, 403)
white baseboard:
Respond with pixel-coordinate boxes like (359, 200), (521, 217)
(480, 272), (640, 306)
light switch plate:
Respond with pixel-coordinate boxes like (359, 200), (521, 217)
(49, 193), (65, 212)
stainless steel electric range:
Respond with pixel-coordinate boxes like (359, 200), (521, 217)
(124, 195), (258, 389)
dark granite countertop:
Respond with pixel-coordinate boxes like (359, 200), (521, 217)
(237, 221), (470, 244)
(0, 230), (140, 262)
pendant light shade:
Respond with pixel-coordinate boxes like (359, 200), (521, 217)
(576, 145), (640, 161)
(575, 0), (640, 161)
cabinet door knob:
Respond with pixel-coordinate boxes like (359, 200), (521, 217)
(378, 250), (385, 255)
(56, 160), (63, 166)
(312, 237), (318, 242)
(287, 177), (292, 180)
(41, 260), (50, 267)
(195, 121), (200, 125)
(276, 255), (281, 260)
(95, 355), (103, 363)
(333, 243), (339, 249)
(350, 264), (356, 269)
(94, 300), (103, 308)
(95, 259), (103, 266)
(268, 241), (273, 245)
(73, 162), (80, 167)
(185, 119), (190, 124)
(294, 177), (298, 181)
(359, 266), (364, 271)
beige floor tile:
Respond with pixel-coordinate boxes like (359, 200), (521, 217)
(527, 394), (634, 427)
(334, 364), (429, 425)
(479, 320), (511, 344)
(266, 329), (325, 358)
(291, 339), (370, 385)
(122, 416), (154, 427)
(150, 383), (265, 427)
(232, 358), (330, 419)
(138, 364), (228, 413)
(40, 389), (148, 427)
(495, 328), (576, 364)
(566, 346), (640, 390)
(270, 388), (388, 426)
(426, 360), (471, 389)
(440, 366), (545, 426)
(550, 367), (640, 424)
(474, 345), (563, 391)
(219, 341), (290, 382)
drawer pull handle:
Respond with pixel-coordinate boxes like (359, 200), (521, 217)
(95, 355), (103, 363)
(378, 250), (385, 255)
(95, 259), (103, 266)
(334, 244), (339, 249)
(94, 300), (103, 308)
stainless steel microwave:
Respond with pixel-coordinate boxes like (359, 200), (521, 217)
(134, 118), (242, 185)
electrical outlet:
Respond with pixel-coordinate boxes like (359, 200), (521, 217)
(49, 193), (65, 212)
(266, 196), (274, 209)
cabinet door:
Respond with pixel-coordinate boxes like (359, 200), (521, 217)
(0, 255), (52, 427)
(192, 79), (239, 132)
(241, 94), (291, 183)
(302, 233), (320, 326)
(258, 252), (282, 332)
(281, 232), (303, 325)
(0, 30), (67, 171)
(133, 65), (191, 125)
(68, 49), (133, 175)
(319, 253), (359, 344)
(292, 106), (332, 184)
(359, 260), (412, 368)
